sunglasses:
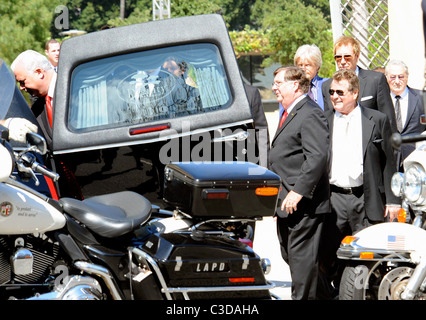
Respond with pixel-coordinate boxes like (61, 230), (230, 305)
(334, 54), (353, 62)
(329, 89), (346, 96)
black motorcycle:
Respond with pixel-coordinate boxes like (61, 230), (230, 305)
(0, 132), (279, 300)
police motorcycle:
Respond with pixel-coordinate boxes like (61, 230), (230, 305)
(337, 132), (426, 300)
(0, 129), (279, 300)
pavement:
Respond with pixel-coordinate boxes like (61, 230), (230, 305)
(253, 216), (292, 300)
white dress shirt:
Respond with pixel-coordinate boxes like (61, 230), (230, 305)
(330, 106), (363, 188)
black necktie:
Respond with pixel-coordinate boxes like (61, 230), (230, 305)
(395, 95), (403, 132)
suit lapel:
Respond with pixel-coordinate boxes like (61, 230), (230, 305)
(272, 96), (307, 144)
(360, 106), (375, 157)
(404, 88), (417, 131)
(357, 68), (368, 98)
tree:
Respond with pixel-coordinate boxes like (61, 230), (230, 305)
(0, 0), (61, 65)
(0, 0), (335, 77)
(252, 0), (334, 77)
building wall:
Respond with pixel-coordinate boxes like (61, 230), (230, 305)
(388, 0), (425, 90)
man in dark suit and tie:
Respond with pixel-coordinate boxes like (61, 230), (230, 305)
(244, 83), (270, 168)
(320, 69), (401, 298)
(385, 59), (425, 168)
(322, 35), (398, 133)
(269, 66), (330, 300)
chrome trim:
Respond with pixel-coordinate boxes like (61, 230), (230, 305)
(74, 261), (124, 300)
(161, 281), (275, 298)
(402, 258), (426, 300)
(131, 247), (274, 300)
(212, 131), (248, 142)
(53, 120), (252, 155)
(337, 246), (412, 262)
(261, 258), (272, 275)
(131, 247), (173, 299)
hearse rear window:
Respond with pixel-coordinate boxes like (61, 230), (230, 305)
(68, 43), (231, 132)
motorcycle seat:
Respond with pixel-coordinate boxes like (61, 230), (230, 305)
(60, 191), (152, 238)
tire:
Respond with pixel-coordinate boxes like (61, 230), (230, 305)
(339, 259), (415, 300)
(339, 264), (369, 300)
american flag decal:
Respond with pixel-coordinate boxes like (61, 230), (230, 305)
(387, 235), (406, 250)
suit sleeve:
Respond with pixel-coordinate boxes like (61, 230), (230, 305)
(246, 85), (270, 167)
(376, 73), (398, 133)
(380, 114), (401, 205)
(293, 108), (330, 199)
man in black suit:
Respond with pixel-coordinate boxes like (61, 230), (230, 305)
(322, 35), (398, 133)
(385, 59), (425, 168)
(269, 66), (330, 300)
(320, 70), (401, 298)
(244, 83), (270, 168)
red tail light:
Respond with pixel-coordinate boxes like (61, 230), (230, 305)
(229, 277), (255, 283)
(129, 123), (170, 135)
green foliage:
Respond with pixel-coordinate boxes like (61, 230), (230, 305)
(0, 0), (335, 77)
(253, 0), (334, 77)
(229, 27), (271, 57)
(0, 0), (61, 65)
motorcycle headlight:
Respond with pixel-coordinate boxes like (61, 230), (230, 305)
(391, 172), (404, 197)
(404, 164), (426, 204)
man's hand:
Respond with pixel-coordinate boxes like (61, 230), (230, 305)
(281, 190), (303, 214)
(385, 205), (401, 222)
(4, 118), (38, 143)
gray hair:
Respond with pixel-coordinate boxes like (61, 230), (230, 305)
(385, 59), (409, 76)
(294, 44), (323, 69)
(11, 50), (52, 74)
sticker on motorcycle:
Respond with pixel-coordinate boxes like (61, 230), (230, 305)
(0, 202), (12, 217)
(387, 235), (406, 250)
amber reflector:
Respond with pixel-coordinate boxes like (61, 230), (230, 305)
(360, 252), (374, 259)
(341, 236), (357, 245)
(397, 208), (407, 223)
(255, 187), (279, 196)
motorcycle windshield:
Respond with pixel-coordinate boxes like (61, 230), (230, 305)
(0, 59), (40, 146)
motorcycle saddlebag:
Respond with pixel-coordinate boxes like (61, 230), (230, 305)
(163, 162), (280, 218)
(137, 232), (272, 299)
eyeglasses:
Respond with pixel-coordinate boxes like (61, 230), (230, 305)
(334, 54), (353, 62)
(272, 81), (284, 88)
(329, 89), (346, 96)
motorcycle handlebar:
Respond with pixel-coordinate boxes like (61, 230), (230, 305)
(32, 162), (60, 182)
(391, 132), (426, 149)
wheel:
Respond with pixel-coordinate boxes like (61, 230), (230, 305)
(339, 263), (370, 300)
(339, 257), (415, 300)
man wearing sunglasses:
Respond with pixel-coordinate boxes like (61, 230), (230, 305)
(321, 35), (397, 133)
(318, 69), (401, 299)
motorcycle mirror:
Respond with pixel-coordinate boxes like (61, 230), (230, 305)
(26, 132), (47, 155)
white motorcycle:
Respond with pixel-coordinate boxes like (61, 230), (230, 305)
(337, 133), (426, 300)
